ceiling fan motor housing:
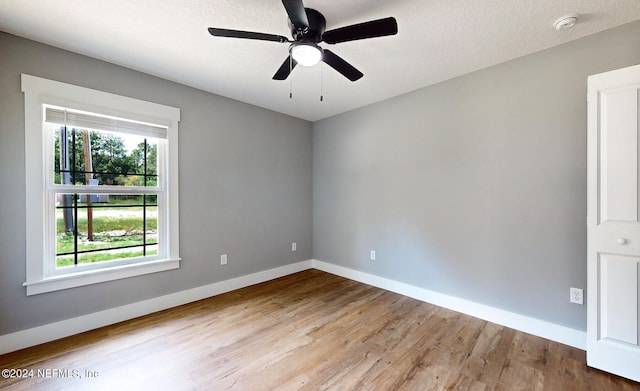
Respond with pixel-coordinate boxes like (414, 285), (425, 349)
(289, 8), (326, 42)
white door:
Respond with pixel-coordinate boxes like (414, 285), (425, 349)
(587, 63), (640, 382)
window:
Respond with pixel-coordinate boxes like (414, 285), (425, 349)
(22, 74), (180, 295)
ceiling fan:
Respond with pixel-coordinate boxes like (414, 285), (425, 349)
(207, 0), (398, 82)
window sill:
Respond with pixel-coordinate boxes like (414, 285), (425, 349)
(23, 258), (180, 296)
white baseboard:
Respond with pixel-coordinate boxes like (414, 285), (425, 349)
(0, 258), (585, 355)
(311, 260), (586, 350)
(0, 260), (313, 355)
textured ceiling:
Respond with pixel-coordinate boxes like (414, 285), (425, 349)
(1, 0), (639, 121)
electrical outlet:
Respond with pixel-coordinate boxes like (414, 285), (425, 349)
(220, 254), (227, 265)
(370, 250), (376, 261)
(570, 287), (583, 305)
(292, 242), (297, 252)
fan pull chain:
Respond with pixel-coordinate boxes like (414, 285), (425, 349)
(320, 63), (324, 102)
(289, 55), (293, 99)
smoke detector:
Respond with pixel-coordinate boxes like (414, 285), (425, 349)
(554, 15), (578, 31)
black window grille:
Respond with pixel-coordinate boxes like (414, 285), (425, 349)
(54, 127), (159, 266)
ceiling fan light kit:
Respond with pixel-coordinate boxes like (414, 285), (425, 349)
(208, 0), (398, 82)
(290, 43), (322, 66)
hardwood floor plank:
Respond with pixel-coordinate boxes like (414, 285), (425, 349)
(509, 332), (550, 372)
(444, 373), (490, 391)
(495, 358), (545, 390)
(1, 270), (638, 390)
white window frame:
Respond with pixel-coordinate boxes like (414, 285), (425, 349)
(22, 74), (181, 295)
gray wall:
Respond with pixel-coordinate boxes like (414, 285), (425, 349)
(0, 32), (313, 335)
(313, 21), (640, 331)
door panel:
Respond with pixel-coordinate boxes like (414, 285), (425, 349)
(599, 253), (638, 345)
(587, 63), (640, 382)
(599, 89), (638, 224)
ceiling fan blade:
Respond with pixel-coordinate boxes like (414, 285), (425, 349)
(273, 56), (298, 80)
(322, 49), (363, 82)
(281, 0), (309, 30)
(208, 27), (290, 43)
(322, 17), (398, 44)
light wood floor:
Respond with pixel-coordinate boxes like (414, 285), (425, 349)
(1, 270), (638, 390)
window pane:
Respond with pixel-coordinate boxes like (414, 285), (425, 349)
(146, 205), (158, 245)
(51, 126), (158, 187)
(55, 193), (159, 268)
(77, 247), (146, 265)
